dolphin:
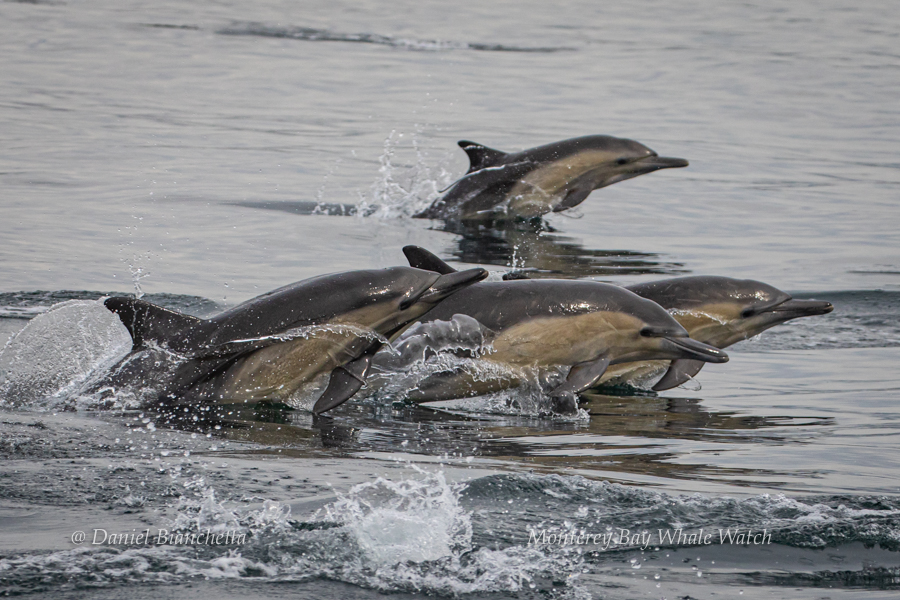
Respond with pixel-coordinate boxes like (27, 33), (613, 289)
(103, 256), (487, 415)
(600, 276), (834, 391)
(376, 247), (728, 411)
(415, 135), (689, 220)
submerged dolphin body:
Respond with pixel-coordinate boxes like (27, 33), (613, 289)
(601, 277), (834, 391)
(416, 135), (688, 220)
(104, 258), (487, 415)
(375, 247), (727, 411)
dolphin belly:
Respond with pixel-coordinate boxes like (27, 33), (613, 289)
(199, 319), (383, 406)
(506, 153), (609, 216)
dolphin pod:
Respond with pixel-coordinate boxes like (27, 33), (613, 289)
(374, 277), (728, 413)
(398, 247), (832, 401)
(415, 135), (688, 220)
(104, 260), (488, 415)
(98, 133), (833, 417)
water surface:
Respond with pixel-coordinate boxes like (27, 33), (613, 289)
(1, 0), (899, 597)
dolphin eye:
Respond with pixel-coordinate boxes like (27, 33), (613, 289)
(640, 327), (654, 337)
(741, 308), (755, 318)
(616, 157), (629, 165)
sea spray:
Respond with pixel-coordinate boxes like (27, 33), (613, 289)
(0, 300), (132, 408)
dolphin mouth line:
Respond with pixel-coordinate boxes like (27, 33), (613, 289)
(664, 336), (729, 363)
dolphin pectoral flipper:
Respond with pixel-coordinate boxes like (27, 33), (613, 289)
(458, 140), (508, 173)
(548, 358), (609, 414)
(104, 297), (204, 352)
(554, 179), (595, 212)
(551, 357), (611, 397)
(312, 355), (373, 415)
(652, 359), (705, 392)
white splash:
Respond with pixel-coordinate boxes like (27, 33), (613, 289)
(321, 468), (472, 565)
(214, 322), (390, 354)
(0, 300), (132, 408)
(354, 130), (455, 219)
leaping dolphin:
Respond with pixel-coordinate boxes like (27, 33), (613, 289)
(415, 135), (688, 220)
(103, 254), (487, 415)
(373, 247), (727, 412)
(402, 248), (833, 394)
(607, 276), (834, 391)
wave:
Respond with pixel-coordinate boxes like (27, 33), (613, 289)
(462, 473), (900, 550)
(0, 290), (220, 320)
(1, 469), (898, 595)
(216, 22), (576, 53)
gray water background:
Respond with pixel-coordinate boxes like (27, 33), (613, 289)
(2, 0), (900, 598)
(2, 0), (898, 297)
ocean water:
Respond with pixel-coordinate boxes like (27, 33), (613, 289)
(1, 0), (899, 598)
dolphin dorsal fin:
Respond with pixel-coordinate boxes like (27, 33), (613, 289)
(104, 297), (204, 352)
(402, 246), (458, 274)
(458, 140), (508, 173)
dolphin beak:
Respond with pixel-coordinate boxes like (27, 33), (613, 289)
(598, 155), (690, 189)
(664, 336), (730, 364)
(634, 155), (690, 171)
(411, 267), (488, 305)
(762, 299), (834, 318)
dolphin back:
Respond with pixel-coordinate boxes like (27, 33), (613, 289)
(206, 268), (439, 344)
(420, 280), (669, 333)
(627, 276), (791, 311)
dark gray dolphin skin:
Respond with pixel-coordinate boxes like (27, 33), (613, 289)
(415, 135), (688, 220)
(607, 277), (834, 391)
(393, 247), (727, 410)
(104, 255), (488, 415)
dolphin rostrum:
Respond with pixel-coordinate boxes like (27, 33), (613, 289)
(103, 254), (487, 415)
(603, 276), (834, 391)
(374, 247), (727, 411)
(415, 135), (688, 220)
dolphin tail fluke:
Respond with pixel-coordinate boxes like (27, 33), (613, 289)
(402, 246), (458, 274)
(458, 140), (508, 173)
(652, 359), (705, 391)
(104, 297), (203, 352)
(312, 355), (372, 415)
